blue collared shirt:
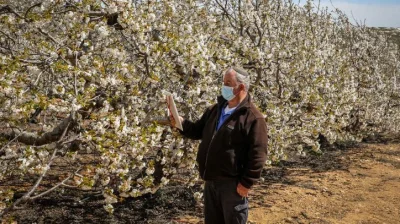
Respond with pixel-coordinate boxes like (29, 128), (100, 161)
(216, 105), (236, 130)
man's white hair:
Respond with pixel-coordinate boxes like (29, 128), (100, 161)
(225, 66), (251, 91)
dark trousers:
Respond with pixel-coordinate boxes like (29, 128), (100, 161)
(204, 179), (248, 224)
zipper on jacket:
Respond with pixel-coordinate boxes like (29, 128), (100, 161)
(202, 103), (222, 179)
(201, 106), (247, 179)
(202, 131), (216, 179)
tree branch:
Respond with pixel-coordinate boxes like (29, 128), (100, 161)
(38, 28), (62, 46)
(0, 121), (72, 218)
(0, 111), (77, 146)
(30, 165), (81, 200)
(24, 2), (42, 21)
(0, 5), (24, 19)
(0, 132), (22, 152)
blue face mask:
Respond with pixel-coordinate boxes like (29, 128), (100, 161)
(221, 85), (237, 101)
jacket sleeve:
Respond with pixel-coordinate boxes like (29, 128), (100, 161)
(239, 117), (268, 189)
(179, 106), (213, 140)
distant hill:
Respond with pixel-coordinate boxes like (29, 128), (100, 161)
(370, 27), (400, 47)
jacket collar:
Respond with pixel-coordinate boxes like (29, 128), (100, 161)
(217, 93), (251, 111)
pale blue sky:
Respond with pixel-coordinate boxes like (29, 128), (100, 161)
(296, 0), (400, 27)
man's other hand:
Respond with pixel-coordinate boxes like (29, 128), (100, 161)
(237, 182), (249, 197)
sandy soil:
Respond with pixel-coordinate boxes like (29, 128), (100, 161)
(2, 143), (400, 223)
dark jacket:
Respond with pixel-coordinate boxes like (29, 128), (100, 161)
(180, 94), (268, 189)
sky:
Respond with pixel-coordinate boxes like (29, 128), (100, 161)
(296, 0), (400, 27)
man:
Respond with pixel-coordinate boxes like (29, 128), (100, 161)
(171, 67), (268, 224)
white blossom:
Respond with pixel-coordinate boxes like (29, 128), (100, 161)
(97, 26), (109, 38)
(148, 13), (156, 22)
(145, 167), (155, 175)
(103, 204), (114, 214)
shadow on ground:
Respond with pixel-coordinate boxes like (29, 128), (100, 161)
(5, 184), (202, 224)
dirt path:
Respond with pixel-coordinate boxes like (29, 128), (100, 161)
(3, 143), (400, 223)
(179, 143), (400, 224)
(249, 143), (400, 224)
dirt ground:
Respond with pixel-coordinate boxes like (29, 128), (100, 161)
(249, 143), (400, 224)
(177, 143), (400, 224)
(2, 142), (400, 223)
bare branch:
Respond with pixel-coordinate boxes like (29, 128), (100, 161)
(24, 2), (42, 21)
(30, 165), (82, 200)
(214, 0), (238, 30)
(38, 28), (62, 47)
(86, 11), (107, 17)
(30, 175), (71, 200)
(17, 58), (44, 65)
(0, 112), (77, 146)
(0, 30), (16, 44)
(0, 132), (22, 152)
(0, 5), (24, 19)
(0, 121), (71, 217)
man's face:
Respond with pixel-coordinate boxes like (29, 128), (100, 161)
(223, 71), (243, 93)
(223, 71), (238, 88)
